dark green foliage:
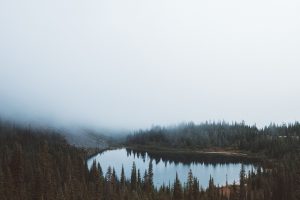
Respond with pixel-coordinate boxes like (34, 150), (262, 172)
(148, 159), (154, 189)
(239, 165), (246, 200)
(0, 121), (300, 200)
(120, 165), (126, 189)
(0, 122), (89, 200)
(130, 161), (137, 191)
(173, 173), (183, 200)
(126, 121), (300, 158)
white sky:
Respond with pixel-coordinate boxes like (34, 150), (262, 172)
(0, 0), (300, 129)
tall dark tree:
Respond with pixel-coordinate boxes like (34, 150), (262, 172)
(130, 162), (137, 190)
(173, 172), (183, 200)
(137, 169), (141, 187)
(148, 159), (154, 189)
(120, 165), (126, 189)
(208, 175), (216, 200)
(187, 169), (194, 200)
(239, 164), (246, 200)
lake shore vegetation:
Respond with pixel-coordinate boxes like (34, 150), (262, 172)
(0, 121), (299, 199)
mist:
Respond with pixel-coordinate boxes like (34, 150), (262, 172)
(1, 0), (300, 130)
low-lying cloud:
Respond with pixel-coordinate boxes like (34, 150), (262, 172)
(0, 0), (300, 130)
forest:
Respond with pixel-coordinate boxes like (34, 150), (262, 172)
(0, 121), (300, 200)
(126, 122), (300, 158)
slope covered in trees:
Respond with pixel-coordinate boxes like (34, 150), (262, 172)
(126, 122), (300, 158)
(0, 121), (299, 199)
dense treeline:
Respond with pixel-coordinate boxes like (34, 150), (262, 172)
(125, 121), (300, 199)
(126, 121), (300, 158)
(126, 148), (259, 165)
(0, 122), (90, 199)
(0, 121), (300, 199)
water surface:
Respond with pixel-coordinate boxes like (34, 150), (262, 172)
(88, 148), (255, 188)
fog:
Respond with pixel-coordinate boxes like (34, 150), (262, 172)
(0, 0), (300, 130)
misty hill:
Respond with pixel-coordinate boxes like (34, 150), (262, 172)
(126, 121), (300, 158)
(60, 126), (128, 148)
(1, 120), (300, 199)
(0, 120), (119, 149)
(63, 129), (110, 149)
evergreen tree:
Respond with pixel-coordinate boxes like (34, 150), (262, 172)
(231, 180), (238, 200)
(173, 172), (183, 200)
(130, 162), (137, 190)
(120, 165), (126, 189)
(143, 169), (148, 190)
(239, 164), (246, 200)
(98, 163), (103, 178)
(192, 177), (199, 200)
(148, 159), (154, 190)
(187, 169), (194, 200)
(208, 175), (216, 200)
(137, 169), (142, 187)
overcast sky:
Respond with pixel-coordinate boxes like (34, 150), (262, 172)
(0, 0), (300, 130)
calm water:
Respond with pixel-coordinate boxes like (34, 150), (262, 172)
(87, 148), (255, 188)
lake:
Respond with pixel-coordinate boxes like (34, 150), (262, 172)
(87, 148), (256, 189)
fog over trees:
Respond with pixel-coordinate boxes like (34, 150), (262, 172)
(1, 0), (300, 199)
(1, 0), (300, 130)
(0, 121), (300, 199)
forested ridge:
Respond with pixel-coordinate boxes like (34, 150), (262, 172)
(126, 122), (300, 158)
(0, 121), (300, 199)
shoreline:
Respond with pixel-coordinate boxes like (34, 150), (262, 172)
(125, 145), (264, 164)
(87, 145), (265, 165)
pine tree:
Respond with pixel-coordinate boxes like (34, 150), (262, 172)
(146, 159), (154, 193)
(111, 168), (117, 192)
(143, 169), (148, 190)
(208, 175), (216, 200)
(131, 162), (137, 190)
(239, 164), (246, 200)
(137, 169), (142, 187)
(173, 172), (183, 200)
(148, 159), (154, 187)
(192, 177), (199, 200)
(231, 180), (238, 200)
(105, 166), (112, 182)
(98, 163), (103, 178)
(187, 169), (194, 200)
(88, 161), (102, 199)
(120, 165), (126, 189)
